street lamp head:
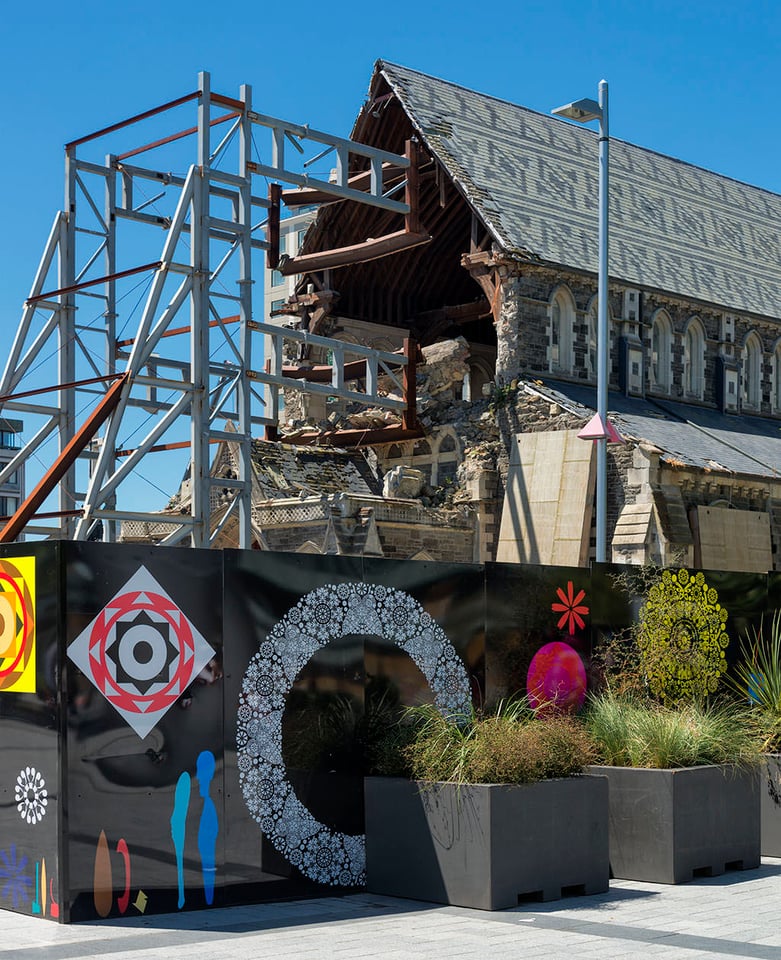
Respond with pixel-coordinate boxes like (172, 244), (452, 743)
(551, 98), (602, 123)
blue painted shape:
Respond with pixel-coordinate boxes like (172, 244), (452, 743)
(0, 846), (32, 911)
(170, 771), (191, 909)
(196, 750), (218, 905)
(31, 861), (40, 914)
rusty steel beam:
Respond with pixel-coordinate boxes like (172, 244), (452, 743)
(0, 372), (124, 403)
(114, 437), (223, 458)
(211, 92), (245, 112)
(279, 424), (424, 448)
(280, 350), (405, 383)
(115, 314), (240, 349)
(402, 337), (417, 431)
(27, 262), (162, 305)
(278, 229), (431, 276)
(66, 91), (201, 150)
(117, 111), (239, 162)
(0, 373), (129, 543)
(282, 162), (406, 207)
(405, 139), (421, 235)
(267, 184), (281, 269)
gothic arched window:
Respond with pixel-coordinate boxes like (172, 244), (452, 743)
(650, 310), (672, 393)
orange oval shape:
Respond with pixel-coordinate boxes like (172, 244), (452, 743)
(93, 830), (113, 918)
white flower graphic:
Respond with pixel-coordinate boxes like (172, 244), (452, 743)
(15, 766), (48, 825)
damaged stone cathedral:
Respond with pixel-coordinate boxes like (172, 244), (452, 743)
(124, 61), (781, 574)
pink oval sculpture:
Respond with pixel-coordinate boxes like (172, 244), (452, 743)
(526, 640), (587, 714)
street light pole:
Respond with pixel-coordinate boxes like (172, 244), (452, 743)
(553, 81), (610, 563)
(595, 80), (609, 565)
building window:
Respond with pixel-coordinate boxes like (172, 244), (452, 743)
(586, 299), (597, 378)
(683, 317), (705, 399)
(774, 342), (781, 413)
(270, 299), (285, 314)
(271, 269), (285, 288)
(742, 332), (763, 408)
(0, 431), (20, 449)
(549, 287), (575, 374)
(297, 228), (308, 251)
(0, 496), (17, 517)
(650, 310), (672, 393)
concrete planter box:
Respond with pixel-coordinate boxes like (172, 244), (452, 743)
(760, 754), (781, 856)
(587, 764), (760, 883)
(364, 775), (609, 910)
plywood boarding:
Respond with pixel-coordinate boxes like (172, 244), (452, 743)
(496, 430), (595, 566)
(696, 506), (772, 573)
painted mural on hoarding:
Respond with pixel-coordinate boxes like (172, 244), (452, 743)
(525, 580), (591, 712)
(0, 556), (35, 693)
(637, 568), (730, 704)
(67, 565), (217, 738)
(15, 767), (47, 825)
(236, 581), (472, 886)
(1, 541), (776, 924)
(170, 750), (218, 909)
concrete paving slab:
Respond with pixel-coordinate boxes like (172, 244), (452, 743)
(1, 859), (781, 960)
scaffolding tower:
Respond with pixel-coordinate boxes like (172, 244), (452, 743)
(0, 72), (424, 548)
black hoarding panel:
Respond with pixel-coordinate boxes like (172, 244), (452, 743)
(485, 562), (593, 711)
(360, 557), (485, 712)
(223, 550), (365, 903)
(0, 542), (61, 921)
(224, 551), (482, 901)
(63, 542), (223, 921)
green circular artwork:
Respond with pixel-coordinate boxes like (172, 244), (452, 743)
(638, 568), (729, 704)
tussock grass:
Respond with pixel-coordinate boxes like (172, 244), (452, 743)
(401, 700), (595, 785)
(585, 691), (762, 769)
(729, 611), (781, 752)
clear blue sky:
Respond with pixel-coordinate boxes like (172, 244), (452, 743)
(1, 0), (779, 513)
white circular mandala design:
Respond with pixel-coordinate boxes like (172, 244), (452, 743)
(237, 582), (472, 886)
(15, 766), (48, 825)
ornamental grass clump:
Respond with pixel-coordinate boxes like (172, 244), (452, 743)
(400, 700), (596, 785)
(729, 611), (781, 752)
(585, 691), (761, 769)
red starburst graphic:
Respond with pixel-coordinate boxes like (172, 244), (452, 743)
(552, 581), (589, 635)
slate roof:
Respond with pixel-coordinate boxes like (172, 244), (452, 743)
(250, 440), (382, 499)
(535, 379), (781, 481)
(378, 61), (781, 321)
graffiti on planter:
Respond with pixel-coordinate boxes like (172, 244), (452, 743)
(0, 845), (32, 910)
(15, 766), (47, 824)
(67, 566), (216, 738)
(0, 556), (36, 693)
(170, 750), (218, 909)
(237, 582), (472, 886)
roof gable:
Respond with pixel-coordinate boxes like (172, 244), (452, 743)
(378, 60), (781, 320)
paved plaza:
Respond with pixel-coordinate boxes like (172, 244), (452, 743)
(2, 858), (781, 960)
